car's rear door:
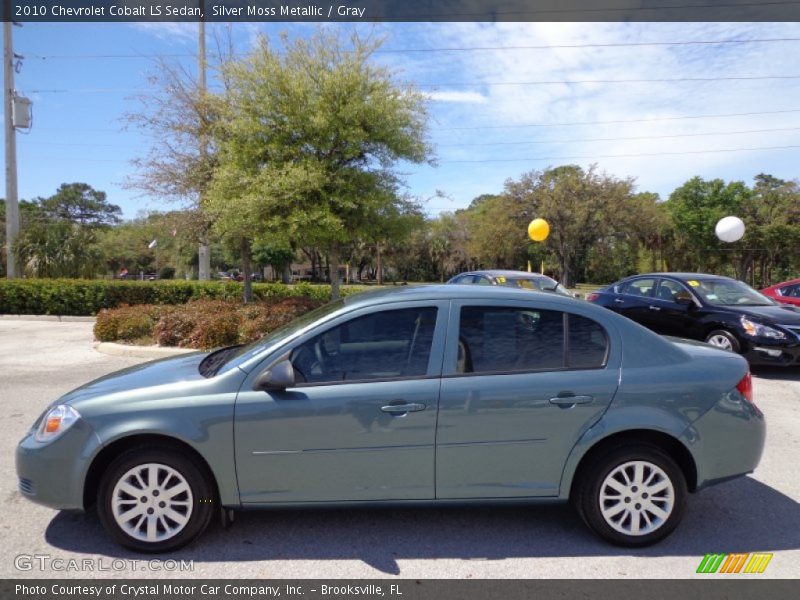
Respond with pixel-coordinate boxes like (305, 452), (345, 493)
(435, 299), (621, 498)
(234, 300), (448, 504)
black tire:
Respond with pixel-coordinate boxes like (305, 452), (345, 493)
(573, 445), (687, 547)
(97, 446), (215, 553)
(705, 329), (741, 354)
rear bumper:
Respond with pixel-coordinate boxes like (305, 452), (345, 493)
(684, 391), (766, 491)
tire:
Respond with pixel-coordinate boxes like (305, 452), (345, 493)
(97, 446), (215, 553)
(705, 329), (741, 353)
(573, 445), (687, 547)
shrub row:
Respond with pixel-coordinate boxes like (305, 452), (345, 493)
(94, 297), (325, 349)
(0, 278), (363, 316)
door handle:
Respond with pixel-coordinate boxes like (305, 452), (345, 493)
(381, 403), (426, 414)
(614, 298), (625, 303)
(649, 305), (661, 311)
(549, 395), (594, 406)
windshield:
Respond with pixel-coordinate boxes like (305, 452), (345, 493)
(691, 279), (775, 307)
(209, 298), (346, 375)
(508, 277), (573, 297)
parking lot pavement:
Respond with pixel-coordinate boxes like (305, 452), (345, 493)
(1, 319), (798, 579)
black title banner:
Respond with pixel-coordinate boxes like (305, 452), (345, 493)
(3, 0), (800, 22)
(2, 580), (799, 600)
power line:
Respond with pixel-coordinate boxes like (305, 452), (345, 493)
(27, 74), (800, 95)
(23, 143), (800, 165)
(417, 74), (800, 87)
(436, 125), (800, 147)
(439, 143), (800, 163)
(432, 108), (800, 131)
(23, 36), (800, 59)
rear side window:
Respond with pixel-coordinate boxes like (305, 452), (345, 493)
(568, 314), (608, 368)
(458, 307), (564, 373)
(624, 278), (656, 297)
(457, 307), (608, 374)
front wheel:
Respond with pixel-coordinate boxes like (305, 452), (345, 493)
(705, 329), (741, 353)
(574, 445), (687, 547)
(97, 447), (215, 552)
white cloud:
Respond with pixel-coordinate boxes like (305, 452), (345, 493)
(427, 90), (489, 104)
(379, 21), (800, 207)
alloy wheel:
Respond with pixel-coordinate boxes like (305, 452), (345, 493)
(599, 460), (675, 536)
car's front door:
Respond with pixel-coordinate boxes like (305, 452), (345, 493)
(436, 300), (621, 498)
(648, 279), (696, 337)
(234, 301), (448, 504)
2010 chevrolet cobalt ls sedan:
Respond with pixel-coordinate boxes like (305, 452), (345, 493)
(17, 285), (764, 552)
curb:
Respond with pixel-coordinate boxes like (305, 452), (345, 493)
(0, 314), (96, 322)
(93, 342), (198, 359)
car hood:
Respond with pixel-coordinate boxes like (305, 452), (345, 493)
(58, 351), (209, 407)
(722, 304), (800, 324)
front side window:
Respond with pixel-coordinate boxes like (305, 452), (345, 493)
(290, 307), (437, 384)
(656, 279), (690, 302)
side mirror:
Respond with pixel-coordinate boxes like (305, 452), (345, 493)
(253, 359), (295, 391)
(675, 292), (694, 305)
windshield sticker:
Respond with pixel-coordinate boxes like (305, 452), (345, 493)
(706, 294), (718, 300)
(496, 276), (506, 283)
(687, 280), (699, 287)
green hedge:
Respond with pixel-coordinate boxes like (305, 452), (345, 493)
(0, 279), (365, 316)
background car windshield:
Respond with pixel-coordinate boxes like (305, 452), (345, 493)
(693, 280), (774, 306)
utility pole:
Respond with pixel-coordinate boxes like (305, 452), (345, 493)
(3, 18), (19, 278)
(197, 4), (211, 281)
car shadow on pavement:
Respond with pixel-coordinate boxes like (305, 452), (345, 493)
(45, 476), (799, 575)
(751, 366), (800, 381)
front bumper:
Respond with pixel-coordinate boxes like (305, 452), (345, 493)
(684, 390), (766, 491)
(741, 336), (800, 366)
(16, 419), (100, 511)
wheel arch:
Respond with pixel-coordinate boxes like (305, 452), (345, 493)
(82, 433), (220, 510)
(567, 429), (698, 499)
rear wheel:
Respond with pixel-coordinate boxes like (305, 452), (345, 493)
(705, 329), (741, 353)
(97, 446), (215, 553)
(574, 445), (686, 547)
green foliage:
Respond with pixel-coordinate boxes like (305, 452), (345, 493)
(206, 30), (431, 298)
(97, 297), (326, 349)
(0, 278), (364, 316)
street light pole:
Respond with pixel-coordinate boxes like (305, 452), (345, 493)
(3, 19), (19, 278)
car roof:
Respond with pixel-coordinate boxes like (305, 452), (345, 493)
(344, 283), (570, 308)
(458, 270), (553, 279)
(623, 272), (733, 282)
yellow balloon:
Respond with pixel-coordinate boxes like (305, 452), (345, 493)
(528, 218), (550, 242)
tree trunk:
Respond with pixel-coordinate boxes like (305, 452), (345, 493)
(282, 263), (292, 284)
(240, 238), (253, 304)
(330, 241), (341, 300)
(376, 242), (383, 285)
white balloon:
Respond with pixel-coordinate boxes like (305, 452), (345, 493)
(715, 216), (745, 243)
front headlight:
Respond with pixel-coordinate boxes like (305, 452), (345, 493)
(35, 405), (81, 443)
(740, 316), (786, 339)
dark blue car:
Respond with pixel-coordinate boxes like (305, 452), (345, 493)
(587, 273), (800, 366)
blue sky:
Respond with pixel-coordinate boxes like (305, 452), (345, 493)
(6, 21), (800, 219)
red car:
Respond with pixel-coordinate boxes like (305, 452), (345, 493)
(761, 278), (800, 307)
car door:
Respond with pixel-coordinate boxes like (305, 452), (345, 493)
(648, 279), (696, 337)
(612, 277), (658, 328)
(234, 300), (448, 504)
(436, 299), (621, 498)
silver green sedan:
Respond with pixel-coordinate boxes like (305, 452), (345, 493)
(17, 285), (764, 552)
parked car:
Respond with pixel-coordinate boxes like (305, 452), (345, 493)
(449, 269), (575, 297)
(18, 285), (763, 552)
(587, 273), (800, 366)
(761, 278), (800, 307)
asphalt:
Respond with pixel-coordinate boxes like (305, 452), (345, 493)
(0, 320), (798, 579)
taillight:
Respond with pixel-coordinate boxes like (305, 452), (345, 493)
(736, 371), (754, 404)
(586, 293), (599, 302)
